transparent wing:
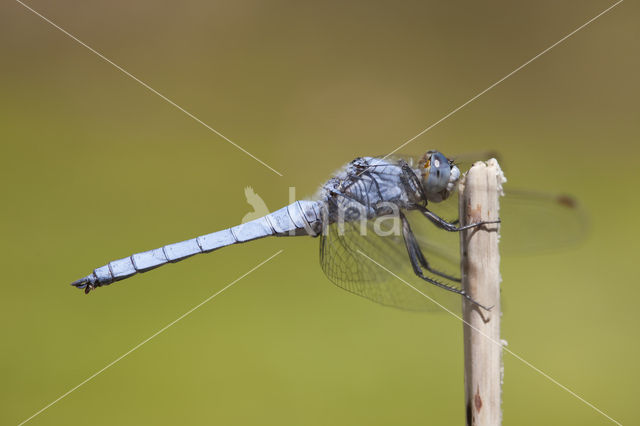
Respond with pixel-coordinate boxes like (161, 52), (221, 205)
(410, 189), (589, 272)
(500, 190), (588, 254)
(393, 149), (588, 253)
(319, 214), (462, 311)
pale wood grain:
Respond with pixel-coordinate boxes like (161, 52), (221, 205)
(458, 159), (505, 426)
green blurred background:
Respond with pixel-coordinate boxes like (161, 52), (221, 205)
(1, 0), (638, 424)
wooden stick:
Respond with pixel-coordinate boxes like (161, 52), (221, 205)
(458, 159), (505, 426)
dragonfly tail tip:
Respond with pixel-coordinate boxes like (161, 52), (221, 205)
(71, 274), (97, 294)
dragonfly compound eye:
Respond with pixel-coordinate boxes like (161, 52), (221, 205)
(422, 151), (458, 202)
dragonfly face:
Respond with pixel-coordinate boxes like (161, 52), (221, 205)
(418, 151), (461, 203)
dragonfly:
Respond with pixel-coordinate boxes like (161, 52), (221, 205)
(71, 151), (585, 311)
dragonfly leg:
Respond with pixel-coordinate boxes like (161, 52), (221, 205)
(401, 214), (461, 283)
(418, 206), (500, 232)
(400, 213), (492, 311)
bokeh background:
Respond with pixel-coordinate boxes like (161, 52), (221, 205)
(1, 0), (638, 424)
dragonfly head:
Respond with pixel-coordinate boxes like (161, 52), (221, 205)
(419, 151), (460, 203)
